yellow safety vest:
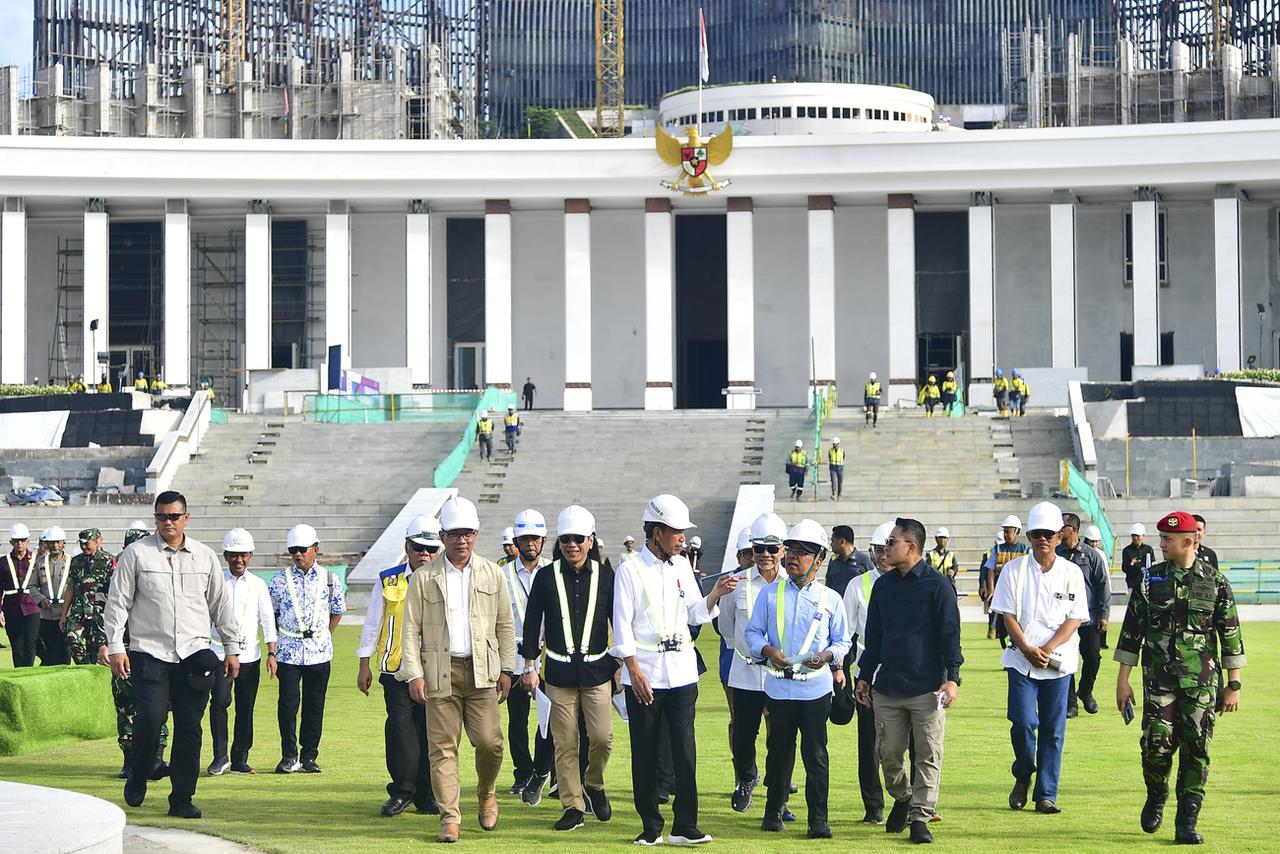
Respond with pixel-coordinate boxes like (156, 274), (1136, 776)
(789, 450), (807, 468)
(941, 380), (957, 394)
(994, 377), (1010, 393)
(504, 413), (519, 428)
(97, 382), (111, 393)
(922, 384), (940, 400)
(828, 447), (845, 466)
(477, 418), (494, 436)
(373, 569), (411, 673)
(150, 379), (167, 392)
(133, 378), (148, 391)
(864, 381), (881, 399)
(926, 549), (956, 576)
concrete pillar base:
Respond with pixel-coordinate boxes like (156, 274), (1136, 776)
(645, 385), (674, 410)
(563, 386), (593, 411)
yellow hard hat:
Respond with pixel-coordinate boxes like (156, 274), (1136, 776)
(928, 375), (936, 383)
(946, 371), (954, 379)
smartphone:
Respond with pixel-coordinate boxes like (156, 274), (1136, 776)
(1122, 697), (1135, 725)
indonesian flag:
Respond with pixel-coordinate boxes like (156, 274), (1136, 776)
(699, 8), (710, 83)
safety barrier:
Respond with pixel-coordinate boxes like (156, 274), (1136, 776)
(1064, 459), (1117, 564)
(302, 391), (480, 423)
(432, 387), (518, 488)
(145, 389), (212, 495)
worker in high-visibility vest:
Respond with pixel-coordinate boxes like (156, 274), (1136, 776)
(925, 527), (959, 591)
(917, 376), (941, 418)
(1010, 371), (1030, 417)
(864, 372), (882, 427)
(149, 374), (167, 395)
(97, 375), (112, 393)
(787, 440), (808, 501)
(504, 406), (521, 455)
(745, 519), (850, 838)
(993, 369), (1011, 417)
(827, 437), (846, 501)
(940, 372), (958, 416)
(132, 372), (148, 392)
(67, 376), (86, 394)
(476, 410), (495, 461)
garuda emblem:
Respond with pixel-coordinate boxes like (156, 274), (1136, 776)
(656, 123), (734, 196)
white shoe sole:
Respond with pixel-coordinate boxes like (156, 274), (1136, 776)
(207, 764), (229, 776)
(633, 836), (664, 846)
(667, 835), (712, 845)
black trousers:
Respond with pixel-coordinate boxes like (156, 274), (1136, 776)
(1071, 624), (1103, 705)
(506, 682), (554, 784)
(37, 617), (70, 665)
(855, 696), (885, 814)
(210, 659), (260, 763)
(765, 695), (831, 827)
(381, 673), (434, 802)
(277, 661), (330, 760)
(128, 651), (211, 809)
(626, 683), (699, 836)
(3, 612), (40, 667)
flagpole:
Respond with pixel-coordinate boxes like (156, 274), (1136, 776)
(697, 12), (703, 136)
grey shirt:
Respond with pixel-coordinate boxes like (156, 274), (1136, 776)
(1055, 541), (1111, 626)
(104, 533), (239, 662)
(31, 553), (68, 620)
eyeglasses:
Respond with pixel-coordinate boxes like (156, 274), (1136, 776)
(558, 534), (588, 545)
(409, 542), (440, 553)
(154, 512), (185, 522)
(752, 544), (781, 554)
(1027, 530), (1056, 540)
(287, 546), (313, 555)
(442, 530), (477, 540)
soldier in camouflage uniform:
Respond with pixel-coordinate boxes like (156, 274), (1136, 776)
(1114, 511), (1246, 846)
(61, 524), (169, 778)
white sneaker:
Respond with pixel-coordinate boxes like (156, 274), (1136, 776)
(633, 831), (664, 845)
(668, 830), (713, 845)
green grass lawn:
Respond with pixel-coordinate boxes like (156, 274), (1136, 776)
(1, 623), (1276, 852)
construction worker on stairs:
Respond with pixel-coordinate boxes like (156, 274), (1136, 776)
(993, 370), (1011, 417)
(476, 410), (495, 461)
(132, 371), (148, 392)
(1010, 370), (1030, 417)
(827, 438), (845, 501)
(504, 406), (521, 455)
(787, 441), (808, 501)
(863, 373), (881, 427)
(917, 375), (941, 418)
(940, 372), (958, 416)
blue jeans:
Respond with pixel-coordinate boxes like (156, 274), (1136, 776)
(1006, 668), (1070, 803)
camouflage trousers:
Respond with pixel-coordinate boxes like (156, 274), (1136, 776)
(111, 672), (169, 755)
(65, 619), (105, 666)
(1140, 682), (1215, 799)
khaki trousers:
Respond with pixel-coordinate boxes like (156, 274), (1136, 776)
(873, 690), (946, 823)
(546, 681), (614, 811)
(425, 657), (504, 826)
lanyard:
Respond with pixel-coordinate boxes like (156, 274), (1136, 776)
(553, 559), (600, 655)
(43, 555), (68, 602)
(861, 570), (874, 604)
(774, 579), (823, 660)
(504, 563), (529, 625)
(3, 554), (33, 596)
(285, 566), (325, 635)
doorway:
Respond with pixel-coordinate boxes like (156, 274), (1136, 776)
(675, 215), (728, 409)
(915, 212), (970, 389)
(1120, 332), (1175, 381)
(447, 219), (485, 388)
(453, 342), (485, 389)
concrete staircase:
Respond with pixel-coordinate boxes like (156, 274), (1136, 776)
(449, 409), (813, 564)
(1008, 413), (1078, 496)
(1099, 496), (1280, 564)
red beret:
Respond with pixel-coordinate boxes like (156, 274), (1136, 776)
(1156, 511), (1197, 534)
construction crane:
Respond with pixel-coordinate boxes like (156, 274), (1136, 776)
(223, 0), (247, 90)
(595, 0), (624, 137)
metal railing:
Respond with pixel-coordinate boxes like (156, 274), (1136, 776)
(145, 390), (212, 495)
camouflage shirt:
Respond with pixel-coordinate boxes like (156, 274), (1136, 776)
(1114, 558), (1247, 690)
(66, 549), (117, 626)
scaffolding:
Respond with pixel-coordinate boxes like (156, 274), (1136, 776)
(48, 237), (84, 386)
(1115, 0), (1280, 73)
(193, 230), (244, 404)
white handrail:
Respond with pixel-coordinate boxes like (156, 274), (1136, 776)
(145, 390), (213, 495)
(1066, 380), (1098, 484)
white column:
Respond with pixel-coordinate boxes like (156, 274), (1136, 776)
(82, 201), (110, 385)
(1049, 191), (1078, 369)
(886, 195), (917, 405)
(808, 195), (836, 406)
(1131, 190), (1161, 367)
(1, 199), (27, 384)
(405, 201), (432, 385)
(163, 200), (190, 387)
(644, 198), (675, 410)
(484, 200), (513, 389)
(967, 194), (996, 408)
(244, 203), (272, 371)
(563, 199), (593, 411)
(325, 201), (352, 366)
(1213, 185), (1242, 372)
(725, 197), (755, 410)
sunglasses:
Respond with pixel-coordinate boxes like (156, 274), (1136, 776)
(883, 537), (903, 548)
(1027, 530), (1057, 540)
(154, 512), (185, 522)
(752, 544), (781, 554)
(287, 546), (313, 555)
(408, 542), (440, 553)
(558, 534), (588, 545)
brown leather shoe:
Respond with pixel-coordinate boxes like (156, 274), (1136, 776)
(1010, 777), (1031, 811)
(479, 794), (499, 831)
(437, 822), (460, 843)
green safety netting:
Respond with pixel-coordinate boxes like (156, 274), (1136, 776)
(303, 392), (480, 424)
(1065, 460), (1116, 562)
(433, 387), (518, 488)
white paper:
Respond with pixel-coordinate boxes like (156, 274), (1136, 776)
(612, 692), (629, 723)
(535, 688), (552, 739)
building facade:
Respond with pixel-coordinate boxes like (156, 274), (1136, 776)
(1, 118), (1277, 410)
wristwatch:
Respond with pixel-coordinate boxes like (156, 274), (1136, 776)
(1226, 679), (1242, 691)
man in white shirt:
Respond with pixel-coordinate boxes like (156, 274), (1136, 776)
(991, 502), (1090, 815)
(612, 493), (737, 846)
(618, 535), (639, 568)
(207, 529), (277, 776)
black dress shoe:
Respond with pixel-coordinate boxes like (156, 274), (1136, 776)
(167, 802), (202, 819)
(1081, 695), (1099, 714)
(416, 799), (441, 815)
(1035, 800), (1061, 814)
(1141, 790), (1167, 833)
(886, 799), (911, 833)
(381, 796), (412, 816)
(1065, 705), (1079, 719)
(554, 808), (585, 831)
(123, 779), (146, 808)
(275, 756), (301, 774)
(117, 764), (130, 780)
(861, 810), (884, 824)
(808, 823), (833, 839)
(761, 811), (784, 832)
(1010, 777), (1030, 810)
(300, 758), (322, 773)
(584, 786), (612, 822)
(909, 820), (934, 844)
(148, 758), (170, 781)
(656, 791), (670, 805)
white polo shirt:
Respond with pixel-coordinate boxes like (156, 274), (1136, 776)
(991, 554), (1090, 679)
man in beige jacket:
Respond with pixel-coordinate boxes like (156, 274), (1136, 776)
(400, 496), (517, 844)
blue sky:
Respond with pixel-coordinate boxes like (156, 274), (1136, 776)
(0, 4), (33, 73)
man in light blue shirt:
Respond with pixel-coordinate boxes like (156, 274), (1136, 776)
(745, 519), (850, 839)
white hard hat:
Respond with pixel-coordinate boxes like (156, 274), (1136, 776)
(735, 527), (752, 551)
(557, 505), (596, 538)
(869, 371), (877, 380)
(127, 519), (151, 534)
(642, 494), (696, 530)
(513, 509), (548, 539)
(624, 535), (635, 544)
(1026, 501), (1064, 533)
(689, 536), (702, 549)
(934, 527), (950, 539)
(794, 439), (803, 448)
(41, 525), (66, 542)
(1130, 522), (1146, 536)
(222, 528), (256, 553)
(785, 519), (830, 552)
(870, 521), (894, 547)
(1083, 524), (1102, 542)
(286, 524), (319, 549)
(500, 527), (515, 545)
(1001, 515), (1022, 530)
(597, 536), (606, 548)
(406, 514), (441, 546)
(440, 496), (481, 532)
(831, 436), (841, 445)
(8, 523), (30, 540)
(750, 512), (788, 544)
